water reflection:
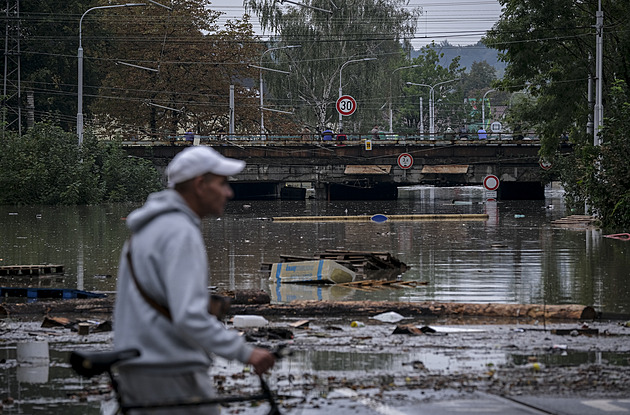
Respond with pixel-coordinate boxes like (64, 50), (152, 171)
(1, 186), (629, 314)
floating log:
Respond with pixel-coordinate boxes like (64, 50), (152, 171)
(551, 215), (598, 229)
(0, 298), (115, 316)
(1, 297), (596, 321)
(229, 301), (597, 321)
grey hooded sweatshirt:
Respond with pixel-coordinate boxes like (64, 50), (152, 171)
(113, 189), (253, 373)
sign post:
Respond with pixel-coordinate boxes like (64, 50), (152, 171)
(483, 174), (499, 201)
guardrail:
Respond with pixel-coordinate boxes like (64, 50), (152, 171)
(121, 132), (540, 146)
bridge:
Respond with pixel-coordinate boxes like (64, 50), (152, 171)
(123, 134), (570, 201)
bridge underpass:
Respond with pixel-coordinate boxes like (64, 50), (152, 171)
(123, 139), (570, 201)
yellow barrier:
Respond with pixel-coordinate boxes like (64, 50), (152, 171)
(271, 214), (488, 222)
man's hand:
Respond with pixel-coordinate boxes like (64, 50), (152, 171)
(247, 348), (275, 375)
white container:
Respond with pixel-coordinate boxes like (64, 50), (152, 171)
(233, 315), (269, 328)
(16, 341), (49, 364)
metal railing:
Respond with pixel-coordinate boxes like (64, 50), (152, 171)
(121, 132), (540, 146)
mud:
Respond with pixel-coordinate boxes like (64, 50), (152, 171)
(1, 312), (630, 414)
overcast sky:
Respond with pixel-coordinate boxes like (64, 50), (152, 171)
(208, 0), (503, 49)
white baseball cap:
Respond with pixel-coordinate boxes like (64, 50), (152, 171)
(167, 146), (245, 188)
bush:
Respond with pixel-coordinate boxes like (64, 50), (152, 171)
(0, 123), (162, 205)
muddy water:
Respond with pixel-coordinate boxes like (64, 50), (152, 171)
(1, 185), (629, 313)
(2, 185), (630, 413)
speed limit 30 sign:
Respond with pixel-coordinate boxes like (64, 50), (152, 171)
(336, 95), (357, 116)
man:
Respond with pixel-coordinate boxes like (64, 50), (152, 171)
(113, 146), (275, 414)
(371, 125), (380, 140)
(477, 127), (487, 140)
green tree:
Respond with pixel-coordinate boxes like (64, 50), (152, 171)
(484, 0), (630, 155)
(245, 0), (421, 133)
(91, 0), (261, 138)
(0, 123), (161, 205)
(5, 0), (100, 132)
(557, 81), (630, 229)
(485, 0), (630, 226)
(396, 44), (463, 134)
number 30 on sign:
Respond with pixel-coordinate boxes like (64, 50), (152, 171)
(336, 95), (357, 116)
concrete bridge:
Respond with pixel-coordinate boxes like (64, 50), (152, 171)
(123, 135), (570, 200)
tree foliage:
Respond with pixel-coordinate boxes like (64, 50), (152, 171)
(484, 0), (630, 155)
(556, 81), (630, 230)
(395, 45), (464, 133)
(485, 0), (630, 228)
(90, 0), (261, 138)
(0, 123), (161, 205)
(244, 0), (421, 133)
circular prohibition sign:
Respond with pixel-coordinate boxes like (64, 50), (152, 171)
(483, 175), (500, 191)
(397, 153), (414, 169)
(336, 95), (357, 116)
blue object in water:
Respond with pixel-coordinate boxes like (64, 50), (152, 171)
(371, 214), (388, 223)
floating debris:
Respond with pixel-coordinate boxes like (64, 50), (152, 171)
(551, 215), (598, 230)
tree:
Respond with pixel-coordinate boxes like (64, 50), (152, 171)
(485, 1), (630, 227)
(484, 0), (630, 155)
(396, 44), (464, 134)
(5, 0), (100, 132)
(556, 81), (630, 229)
(244, 0), (421, 133)
(90, 0), (261, 138)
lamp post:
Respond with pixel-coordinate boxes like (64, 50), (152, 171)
(338, 57), (376, 131)
(407, 79), (458, 137)
(389, 65), (421, 133)
(481, 88), (495, 129)
(259, 45), (301, 138)
(77, 3), (146, 146)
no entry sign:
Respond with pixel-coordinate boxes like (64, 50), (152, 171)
(483, 175), (500, 191)
(336, 95), (357, 116)
(397, 153), (414, 169)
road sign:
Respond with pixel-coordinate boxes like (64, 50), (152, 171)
(483, 175), (500, 191)
(397, 153), (414, 169)
(490, 121), (502, 132)
(539, 159), (552, 170)
(364, 140), (372, 150)
(336, 95), (357, 116)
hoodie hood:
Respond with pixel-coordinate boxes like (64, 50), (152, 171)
(126, 189), (200, 233)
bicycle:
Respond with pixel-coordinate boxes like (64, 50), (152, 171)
(70, 345), (289, 414)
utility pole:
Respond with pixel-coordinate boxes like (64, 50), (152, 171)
(2, 0), (22, 137)
(593, 0), (603, 146)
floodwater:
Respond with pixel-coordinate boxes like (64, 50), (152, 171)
(2, 185), (630, 414)
(1, 185), (629, 313)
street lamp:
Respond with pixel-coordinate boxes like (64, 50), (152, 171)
(258, 45), (301, 138)
(77, 3), (147, 146)
(481, 89), (495, 129)
(389, 65), (421, 133)
(406, 78), (458, 137)
(338, 57), (376, 131)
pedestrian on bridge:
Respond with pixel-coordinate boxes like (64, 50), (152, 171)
(322, 128), (334, 141)
(477, 127), (487, 140)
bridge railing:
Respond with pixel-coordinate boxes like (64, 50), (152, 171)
(121, 132), (540, 146)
